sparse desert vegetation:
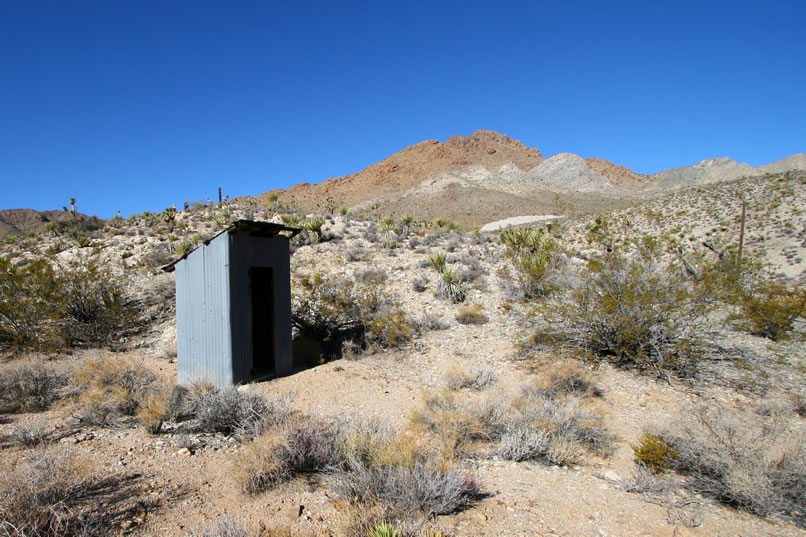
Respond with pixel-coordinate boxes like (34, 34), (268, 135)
(1, 170), (805, 536)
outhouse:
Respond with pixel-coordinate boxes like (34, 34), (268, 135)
(163, 220), (299, 386)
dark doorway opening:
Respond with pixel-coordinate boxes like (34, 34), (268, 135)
(250, 267), (274, 378)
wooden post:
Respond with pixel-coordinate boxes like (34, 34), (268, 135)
(737, 200), (746, 271)
(218, 187), (222, 205)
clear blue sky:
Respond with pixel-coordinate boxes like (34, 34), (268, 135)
(2, 1), (804, 218)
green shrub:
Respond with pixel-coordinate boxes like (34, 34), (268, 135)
(302, 216), (327, 243)
(0, 258), (64, 350)
(0, 256), (136, 351)
(292, 272), (411, 359)
(174, 238), (195, 258)
(734, 283), (805, 341)
(632, 432), (677, 472)
(427, 252), (447, 273)
(59, 257), (136, 346)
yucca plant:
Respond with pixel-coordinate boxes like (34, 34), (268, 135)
(369, 523), (401, 537)
(380, 217), (398, 248)
(175, 238), (195, 258)
(436, 269), (466, 303)
(428, 252), (447, 273)
(303, 216), (326, 243)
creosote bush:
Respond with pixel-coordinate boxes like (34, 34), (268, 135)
(0, 256), (136, 351)
(533, 245), (704, 376)
(733, 282), (805, 341)
(59, 257), (136, 346)
(291, 272), (412, 360)
(0, 258), (64, 350)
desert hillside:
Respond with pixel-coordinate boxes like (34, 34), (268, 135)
(0, 208), (100, 241)
(1, 171), (805, 537)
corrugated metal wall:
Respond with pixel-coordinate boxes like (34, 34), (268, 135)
(175, 229), (292, 387)
(229, 231), (293, 382)
(176, 233), (233, 386)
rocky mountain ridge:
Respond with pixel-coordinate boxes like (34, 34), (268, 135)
(248, 130), (804, 226)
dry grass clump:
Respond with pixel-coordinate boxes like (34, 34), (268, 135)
(410, 390), (505, 459)
(415, 367), (610, 466)
(658, 404), (806, 526)
(444, 366), (496, 391)
(193, 387), (290, 437)
(183, 519), (248, 537)
(233, 416), (482, 533)
(71, 355), (155, 425)
(454, 303), (488, 325)
(232, 414), (341, 494)
(330, 428), (481, 534)
(0, 447), (91, 536)
(6, 417), (52, 448)
(617, 463), (678, 495)
(0, 446), (140, 537)
(135, 383), (175, 434)
(530, 360), (603, 399)
(496, 385), (611, 465)
(0, 360), (66, 414)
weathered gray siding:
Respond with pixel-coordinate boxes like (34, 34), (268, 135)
(229, 231), (293, 381)
(176, 233), (233, 386)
